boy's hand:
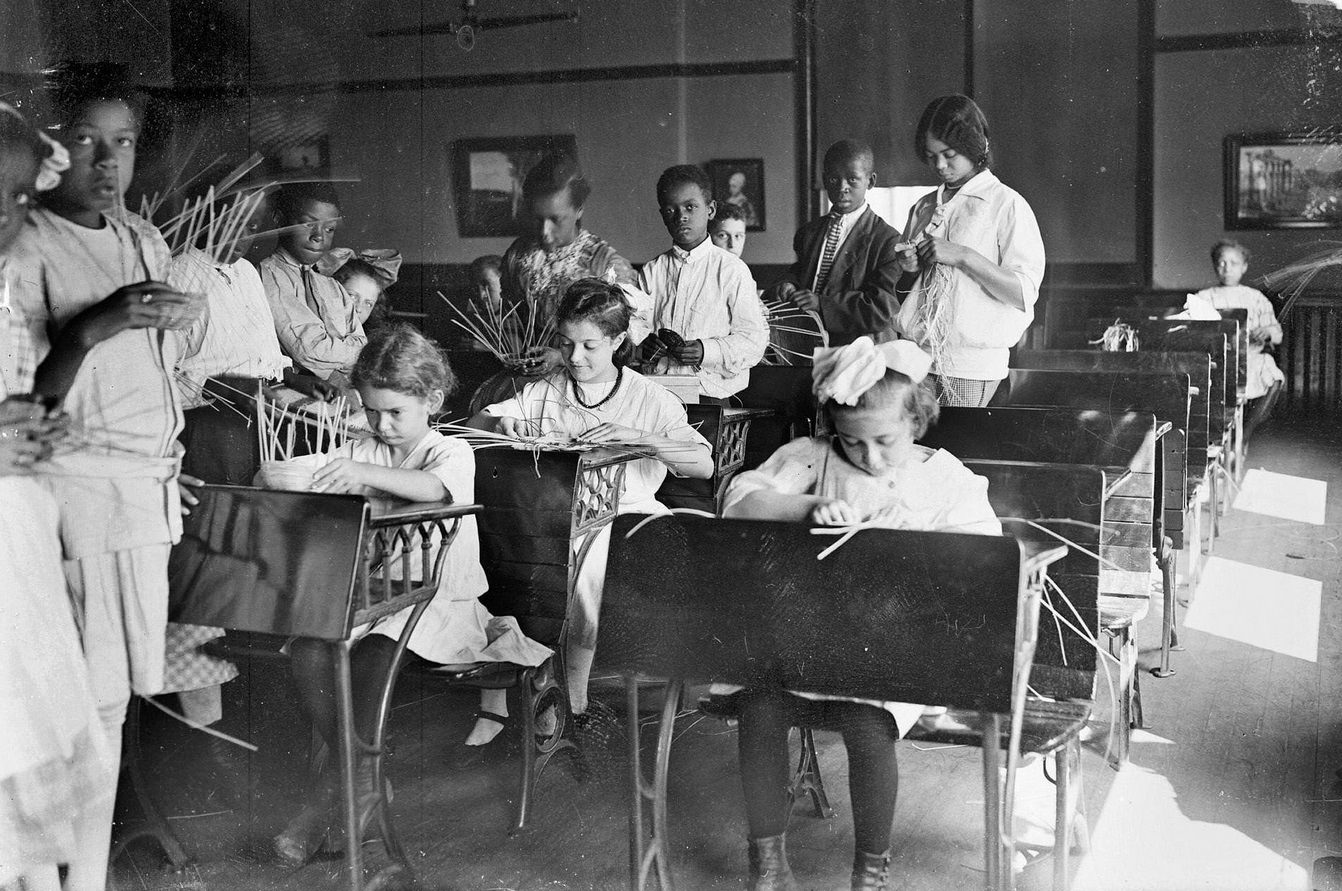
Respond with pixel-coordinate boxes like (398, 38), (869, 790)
(178, 473), (204, 516)
(671, 339), (704, 366)
(791, 289), (821, 312)
(283, 369), (341, 402)
(895, 242), (920, 274)
(809, 498), (861, 526)
(312, 458), (366, 494)
(770, 281), (798, 302)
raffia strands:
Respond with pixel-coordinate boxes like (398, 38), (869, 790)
(436, 291), (556, 367)
(911, 263), (957, 393)
(1090, 319), (1140, 352)
(761, 296), (828, 366)
(1258, 240), (1342, 319)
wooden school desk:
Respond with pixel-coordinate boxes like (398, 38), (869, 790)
(601, 515), (1072, 891)
(168, 486), (479, 891)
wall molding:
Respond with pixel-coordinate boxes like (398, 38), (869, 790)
(1155, 28), (1342, 54)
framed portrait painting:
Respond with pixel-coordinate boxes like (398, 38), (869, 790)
(707, 158), (765, 232)
(1224, 131), (1342, 229)
(451, 135), (578, 238)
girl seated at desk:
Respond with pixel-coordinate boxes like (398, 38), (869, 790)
(272, 325), (550, 865)
(468, 277), (713, 713)
(721, 338), (1000, 891)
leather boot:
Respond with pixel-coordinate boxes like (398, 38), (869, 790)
(851, 849), (891, 891)
(747, 834), (797, 891)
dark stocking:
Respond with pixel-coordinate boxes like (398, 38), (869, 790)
(287, 634), (404, 752)
(830, 702), (899, 854)
(737, 690), (793, 840)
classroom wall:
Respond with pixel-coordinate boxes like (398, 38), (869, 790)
(971, 0), (1141, 268)
(1152, 11), (1342, 288)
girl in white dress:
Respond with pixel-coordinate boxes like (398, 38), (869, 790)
(273, 325), (550, 865)
(721, 337), (1000, 891)
(470, 277), (713, 712)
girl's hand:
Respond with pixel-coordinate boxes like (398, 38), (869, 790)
(809, 498), (861, 526)
(895, 241), (920, 274)
(312, 458), (367, 494)
(178, 473), (204, 516)
(576, 422), (647, 446)
(496, 416), (530, 438)
(78, 282), (201, 345)
(917, 236), (972, 270)
(520, 346), (563, 377)
(0, 401), (65, 476)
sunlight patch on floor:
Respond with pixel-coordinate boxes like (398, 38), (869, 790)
(1073, 766), (1310, 891)
(1234, 468), (1328, 525)
(1183, 557), (1321, 662)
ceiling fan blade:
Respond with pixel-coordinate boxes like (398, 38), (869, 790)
(473, 11), (578, 30)
(368, 20), (459, 37)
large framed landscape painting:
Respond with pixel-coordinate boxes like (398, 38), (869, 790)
(1225, 131), (1342, 229)
(452, 134), (578, 238)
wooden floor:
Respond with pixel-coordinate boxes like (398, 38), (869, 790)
(116, 413), (1342, 891)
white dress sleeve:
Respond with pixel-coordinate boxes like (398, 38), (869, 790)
(721, 437), (824, 515)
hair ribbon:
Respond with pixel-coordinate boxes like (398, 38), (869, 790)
(811, 336), (932, 406)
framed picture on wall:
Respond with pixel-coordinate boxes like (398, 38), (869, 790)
(271, 137), (330, 174)
(1224, 131), (1342, 229)
(451, 135), (578, 238)
(707, 158), (765, 232)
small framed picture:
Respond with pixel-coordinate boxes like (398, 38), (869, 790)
(274, 137), (330, 173)
(707, 158), (766, 232)
(1224, 131), (1342, 229)
(451, 135), (579, 238)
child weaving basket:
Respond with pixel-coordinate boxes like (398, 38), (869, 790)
(721, 337), (1001, 891)
(468, 277), (713, 713)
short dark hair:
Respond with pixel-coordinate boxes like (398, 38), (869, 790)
(469, 254), (502, 282)
(915, 94), (992, 170)
(555, 277), (636, 366)
(522, 152), (591, 209)
(709, 202), (746, 229)
(273, 181), (341, 222)
(823, 139), (875, 173)
(44, 61), (145, 129)
(829, 369), (940, 438)
(1211, 238), (1250, 264)
(656, 164), (713, 204)
(351, 324), (456, 401)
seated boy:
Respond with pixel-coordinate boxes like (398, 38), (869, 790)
(709, 202), (748, 258)
(259, 181), (365, 386)
(765, 139), (903, 346)
(637, 165), (768, 403)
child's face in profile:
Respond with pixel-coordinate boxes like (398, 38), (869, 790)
(343, 273), (382, 325)
(1214, 248), (1248, 287)
(823, 155), (876, 215)
(923, 134), (977, 190)
(529, 191), (582, 252)
(50, 99), (138, 219)
(473, 267), (502, 315)
(280, 198), (340, 265)
(659, 182), (715, 250)
(832, 405), (916, 477)
(710, 219), (747, 257)
(0, 145), (39, 256)
(358, 384), (441, 450)
(235, 192), (276, 262)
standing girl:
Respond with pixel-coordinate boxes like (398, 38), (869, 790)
(469, 278), (712, 712)
(0, 99), (113, 891)
(498, 153), (640, 375)
(273, 325), (550, 864)
(11, 64), (202, 890)
(894, 94), (1046, 406)
(722, 337), (1001, 891)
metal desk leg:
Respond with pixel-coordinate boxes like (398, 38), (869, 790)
(110, 696), (193, 871)
(334, 639), (364, 890)
(1153, 540), (1177, 677)
(982, 714), (1009, 891)
(627, 676), (682, 891)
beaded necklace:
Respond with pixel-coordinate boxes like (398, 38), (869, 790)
(570, 365), (624, 410)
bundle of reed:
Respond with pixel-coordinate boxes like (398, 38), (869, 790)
(438, 291), (557, 369)
(1090, 319), (1139, 352)
(1258, 240), (1342, 319)
(762, 296), (828, 365)
(255, 383), (354, 465)
(434, 419), (707, 460)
